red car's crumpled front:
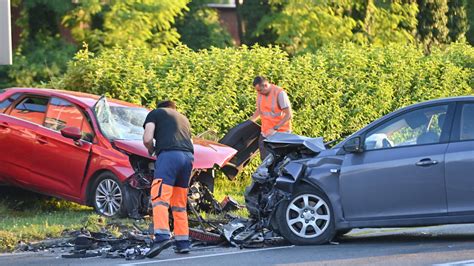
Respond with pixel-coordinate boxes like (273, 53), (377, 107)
(112, 138), (238, 169)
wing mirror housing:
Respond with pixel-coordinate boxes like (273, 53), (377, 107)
(61, 126), (82, 141)
(343, 136), (363, 153)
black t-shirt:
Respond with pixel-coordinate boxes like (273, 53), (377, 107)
(143, 108), (194, 154)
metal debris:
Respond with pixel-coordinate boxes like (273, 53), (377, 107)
(14, 196), (285, 260)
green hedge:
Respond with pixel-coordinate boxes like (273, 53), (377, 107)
(51, 43), (473, 142)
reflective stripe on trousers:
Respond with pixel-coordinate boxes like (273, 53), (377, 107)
(151, 179), (189, 240)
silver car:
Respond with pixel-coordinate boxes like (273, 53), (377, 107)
(245, 96), (474, 245)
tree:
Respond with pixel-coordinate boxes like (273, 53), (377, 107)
(176, 0), (234, 50)
(254, 0), (420, 54)
(447, 0), (469, 42)
(236, 0), (278, 46)
(63, 0), (189, 52)
(466, 0), (474, 45)
(416, 0), (449, 51)
(258, 0), (357, 54)
(351, 0), (418, 45)
(0, 0), (76, 87)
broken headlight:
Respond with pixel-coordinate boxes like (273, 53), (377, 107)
(252, 154), (274, 183)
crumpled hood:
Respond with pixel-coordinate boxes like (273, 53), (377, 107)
(264, 132), (326, 153)
(113, 138), (237, 169)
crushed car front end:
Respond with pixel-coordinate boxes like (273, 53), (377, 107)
(243, 133), (347, 245)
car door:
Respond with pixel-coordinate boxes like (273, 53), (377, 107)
(0, 95), (49, 187)
(445, 102), (474, 214)
(340, 103), (453, 220)
(219, 120), (261, 180)
(0, 92), (22, 183)
(30, 97), (93, 200)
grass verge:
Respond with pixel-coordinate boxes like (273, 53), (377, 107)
(0, 175), (251, 252)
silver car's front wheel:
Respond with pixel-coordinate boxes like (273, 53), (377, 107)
(92, 173), (126, 217)
(276, 187), (335, 245)
(286, 194), (330, 238)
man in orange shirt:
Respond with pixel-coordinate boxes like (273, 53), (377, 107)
(250, 76), (293, 160)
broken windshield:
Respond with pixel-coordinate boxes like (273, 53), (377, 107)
(94, 96), (148, 140)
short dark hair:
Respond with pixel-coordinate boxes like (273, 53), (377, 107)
(253, 76), (267, 87)
(157, 100), (176, 109)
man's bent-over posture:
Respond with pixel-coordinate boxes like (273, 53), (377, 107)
(143, 100), (194, 258)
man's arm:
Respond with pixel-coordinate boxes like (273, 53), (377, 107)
(143, 122), (155, 156)
(272, 90), (292, 131)
(250, 109), (260, 122)
(273, 108), (292, 130)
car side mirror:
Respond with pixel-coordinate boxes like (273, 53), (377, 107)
(343, 137), (363, 153)
(61, 126), (82, 141)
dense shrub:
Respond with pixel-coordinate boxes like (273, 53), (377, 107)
(51, 43), (473, 142)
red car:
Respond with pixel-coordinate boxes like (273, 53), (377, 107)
(0, 88), (260, 217)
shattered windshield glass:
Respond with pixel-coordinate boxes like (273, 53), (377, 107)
(94, 96), (148, 140)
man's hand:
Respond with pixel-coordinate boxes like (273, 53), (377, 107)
(250, 109), (260, 122)
(147, 147), (155, 157)
(266, 128), (276, 136)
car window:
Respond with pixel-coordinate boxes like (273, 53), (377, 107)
(364, 105), (448, 150)
(9, 96), (49, 125)
(0, 92), (21, 113)
(44, 97), (94, 141)
(459, 103), (474, 141)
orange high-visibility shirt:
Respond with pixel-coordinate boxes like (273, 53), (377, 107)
(257, 85), (291, 136)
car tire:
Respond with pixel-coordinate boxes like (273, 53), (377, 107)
(91, 172), (127, 218)
(276, 186), (335, 245)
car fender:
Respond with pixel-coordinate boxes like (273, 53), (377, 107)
(81, 146), (134, 205)
(296, 156), (349, 229)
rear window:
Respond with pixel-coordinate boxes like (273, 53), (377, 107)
(9, 96), (49, 125)
(0, 92), (21, 113)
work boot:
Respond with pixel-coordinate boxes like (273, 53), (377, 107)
(174, 240), (191, 254)
(145, 239), (172, 258)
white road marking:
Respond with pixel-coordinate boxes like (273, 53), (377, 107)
(120, 245), (295, 266)
(0, 252), (35, 257)
(434, 260), (474, 266)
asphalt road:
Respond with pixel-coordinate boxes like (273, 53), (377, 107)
(3, 224), (474, 266)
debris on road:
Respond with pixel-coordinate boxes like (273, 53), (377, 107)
(13, 196), (286, 260)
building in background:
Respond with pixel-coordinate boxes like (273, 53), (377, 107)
(208, 0), (240, 45)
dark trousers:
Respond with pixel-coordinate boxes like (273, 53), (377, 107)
(151, 150), (194, 247)
(258, 134), (270, 161)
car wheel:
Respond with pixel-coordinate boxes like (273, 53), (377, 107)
(276, 187), (335, 245)
(91, 172), (127, 217)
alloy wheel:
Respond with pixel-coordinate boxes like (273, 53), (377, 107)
(95, 178), (123, 216)
(285, 194), (330, 238)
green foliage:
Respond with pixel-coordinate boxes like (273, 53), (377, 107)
(176, 0), (234, 50)
(447, 0), (469, 42)
(352, 0), (418, 45)
(237, 0), (278, 46)
(3, 38), (76, 87)
(63, 0), (189, 52)
(417, 0), (449, 51)
(255, 0), (421, 54)
(467, 0), (474, 45)
(0, 0), (77, 87)
(51, 43), (473, 142)
(259, 0), (357, 54)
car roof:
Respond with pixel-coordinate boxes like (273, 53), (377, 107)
(408, 96), (474, 107)
(4, 87), (143, 108)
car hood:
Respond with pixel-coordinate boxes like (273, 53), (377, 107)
(265, 133), (326, 153)
(113, 138), (237, 169)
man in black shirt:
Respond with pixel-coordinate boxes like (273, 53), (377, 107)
(143, 100), (194, 258)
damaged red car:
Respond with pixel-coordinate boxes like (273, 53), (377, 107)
(0, 88), (260, 217)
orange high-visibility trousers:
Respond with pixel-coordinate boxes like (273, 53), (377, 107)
(151, 180), (189, 240)
(150, 150), (194, 243)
